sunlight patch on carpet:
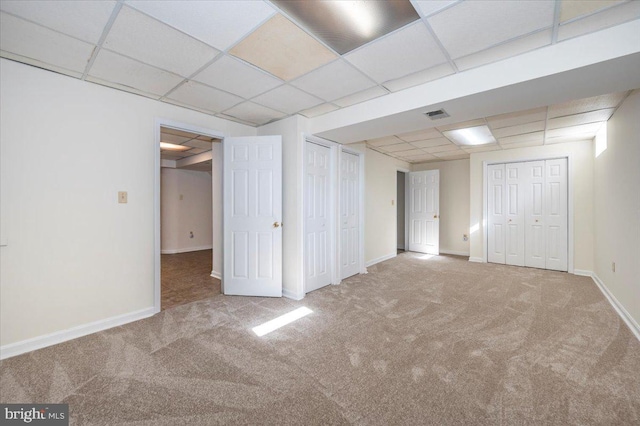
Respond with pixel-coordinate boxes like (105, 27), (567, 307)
(252, 307), (313, 337)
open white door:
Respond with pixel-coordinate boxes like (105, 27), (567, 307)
(408, 170), (439, 255)
(223, 136), (282, 297)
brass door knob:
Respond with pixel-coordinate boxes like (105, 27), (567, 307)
(433, 215), (438, 219)
(273, 222), (281, 228)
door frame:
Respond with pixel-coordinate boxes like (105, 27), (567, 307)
(303, 135), (339, 292)
(153, 118), (225, 313)
(481, 154), (574, 273)
(396, 168), (410, 251)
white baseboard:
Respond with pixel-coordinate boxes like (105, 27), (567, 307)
(591, 273), (640, 342)
(439, 249), (470, 257)
(210, 270), (221, 279)
(0, 307), (156, 360)
(161, 245), (213, 255)
(282, 288), (304, 301)
(469, 257), (484, 263)
(365, 252), (396, 267)
(573, 269), (593, 277)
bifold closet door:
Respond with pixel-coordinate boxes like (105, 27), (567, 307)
(544, 158), (568, 271)
(341, 151), (360, 279)
(524, 161), (546, 269)
(505, 162), (525, 266)
(487, 164), (506, 264)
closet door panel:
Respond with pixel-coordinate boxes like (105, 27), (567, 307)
(505, 163), (525, 266)
(545, 158), (568, 271)
(488, 164), (506, 264)
(524, 161), (546, 269)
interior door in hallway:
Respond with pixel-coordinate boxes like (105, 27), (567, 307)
(305, 142), (332, 293)
(341, 151), (360, 279)
(223, 136), (282, 297)
(408, 170), (440, 255)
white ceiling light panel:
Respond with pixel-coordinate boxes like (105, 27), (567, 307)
(0, 0), (117, 43)
(88, 49), (184, 96)
(167, 81), (244, 113)
(383, 63), (455, 92)
(223, 102), (287, 126)
(291, 60), (376, 102)
(345, 22), (448, 83)
(427, 0), (555, 59)
(127, 0), (276, 51)
(192, 55), (282, 99)
(547, 108), (615, 129)
(442, 125), (496, 146)
(334, 86), (388, 108)
(0, 12), (95, 75)
(252, 85), (323, 115)
(557, 1), (640, 41)
(103, 6), (219, 78)
(486, 107), (547, 129)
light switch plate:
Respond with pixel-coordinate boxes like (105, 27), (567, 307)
(118, 191), (128, 204)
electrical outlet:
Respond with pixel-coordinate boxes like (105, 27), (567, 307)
(118, 191), (128, 204)
(190, 231), (194, 239)
(612, 262), (616, 273)
(463, 234), (468, 242)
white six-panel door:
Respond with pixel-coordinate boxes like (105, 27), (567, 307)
(408, 170), (439, 255)
(487, 158), (567, 272)
(223, 136), (282, 297)
(305, 142), (332, 292)
(341, 151), (360, 279)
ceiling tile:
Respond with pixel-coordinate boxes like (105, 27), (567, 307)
(367, 136), (405, 147)
(223, 102), (287, 126)
(501, 140), (544, 149)
(546, 122), (603, 138)
(393, 149), (426, 157)
(159, 133), (190, 144)
(492, 121), (546, 138)
(413, 1), (459, 17)
(409, 137), (451, 148)
(183, 140), (212, 150)
(0, 0), (116, 43)
(547, 108), (616, 129)
(88, 49), (184, 96)
(127, 0), (275, 51)
(291, 60), (376, 102)
(548, 91), (628, 117)
(436, 119), (486, 132)
(167, 81), (243, 113)
(192, 55), (282, 99)
(432, 151), (469, 160)
(462, 144), (501, 153)
(299, 103), (340, 118)
(87, 78), (161, 99)
(161, 128), (203, 139)
(380, 143), (415, 153)
(486, 107), (548, 129)
(252, 85), (322, 115)
(0, 13), (95, 74)
(334, 86), (388, 108)
(402, 154), (438, 163)
(345, 22), (448, 83)
(383, 63), (455, 92)
(424, 143), (460, 154)
(427, 0), (555, 59)
(397, 128), (442, 142)
(558, 1), (640, 41)
(545, 136), (595, 145)
(455, 29), (552, 71)
(229, 14), (337, 81)
(560, 0), (626, 23)
(498, 132), (545, 145)
(103, 6), (219, 77)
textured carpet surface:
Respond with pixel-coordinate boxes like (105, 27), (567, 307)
(1, 253), (639, 425)
(161, 249), (220, 311)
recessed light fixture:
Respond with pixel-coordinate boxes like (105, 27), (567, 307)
(443, 125), (496, 146)
(160, 142), (190, 151)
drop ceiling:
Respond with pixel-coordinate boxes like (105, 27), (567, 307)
(1, 0), (638, 130)
(160, 127), (219, 162)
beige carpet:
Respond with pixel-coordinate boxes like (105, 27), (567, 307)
(1, 253), (639, 425)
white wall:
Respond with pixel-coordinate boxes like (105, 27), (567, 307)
(469, 140), (594, 272)
(0, 59), (255, 347)
(397, 171), (405, 249)
(412, 159), (470, 255)
(161, 168), (213, 253)
(365, 148), (410, 264)
(593, 90), (640, 326)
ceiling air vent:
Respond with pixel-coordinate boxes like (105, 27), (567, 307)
(424, 109), (449, 120)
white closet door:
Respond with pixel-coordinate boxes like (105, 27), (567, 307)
(524, 160), (546, 269)
(305, 142), (331, 292)
(487, 164), (506, 264)
(341, 151), (360, 279)
(408, 170), (439, 254)
(505, 163), (525, 266)
(545, 158), (568, 271)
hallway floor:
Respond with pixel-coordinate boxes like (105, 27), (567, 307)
(161, 249), (220, 310)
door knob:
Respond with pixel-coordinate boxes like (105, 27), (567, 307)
(273, 222), (281, 228)
(433, 215), (438, 219)
(508, 219), (512, 222)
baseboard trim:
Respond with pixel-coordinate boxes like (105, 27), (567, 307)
(468, 257), (484, 263)
(365, 252), (396, 267)
(161, 245), (213, 255)
(573, 269), (593, 277)
(210, 270), (221, 279)
(439, 249), (470, 257)
(0, 307), (156, 360)
(283, 289), (304, 301)
(591, 273), (640, 342)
